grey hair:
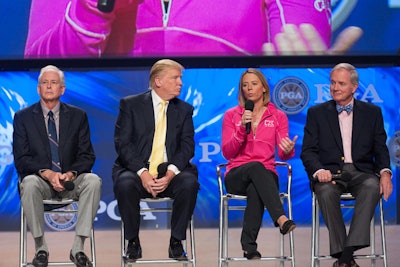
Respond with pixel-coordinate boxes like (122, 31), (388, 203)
(330, 63), (358, 85)
(38, 65), (65, 86)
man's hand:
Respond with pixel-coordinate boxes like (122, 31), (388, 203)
(140, 171), (158, 197)
(315, 169), (336, 184)
(380, 173), (393, 201)
(152, 170), (175, 194)
(41, 170), (65, 192)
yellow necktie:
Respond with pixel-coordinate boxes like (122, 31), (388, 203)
(149, 100), (167, 175)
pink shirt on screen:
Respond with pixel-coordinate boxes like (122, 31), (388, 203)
(25, 0), (331, 58)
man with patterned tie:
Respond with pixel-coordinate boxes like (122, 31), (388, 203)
(301, 63), (393, 267)
(112, 59), (199, 262)
(13, 65), (102, 267)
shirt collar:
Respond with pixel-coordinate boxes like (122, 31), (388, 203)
(41, 102), (60, 118)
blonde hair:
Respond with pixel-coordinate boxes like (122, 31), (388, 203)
(149, 59), (184, 89)
(238, 68), (270, 107)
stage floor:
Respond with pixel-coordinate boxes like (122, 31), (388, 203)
(1, 226), (397, 267)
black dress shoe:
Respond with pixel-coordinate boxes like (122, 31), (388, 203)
(124, 239), (142, 262)
(69, 251), (93, 267)
(244, 250), (261, 260)
(280, 220), (296, 235)
(333, 259), (360, 267)
(168, 240), (188, 260)
(32, 250), (48, 267)
(350, 259), (360, 267)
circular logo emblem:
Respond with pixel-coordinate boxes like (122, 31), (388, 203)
(389, 131), (400, 167)
(272, 77), (310, 115)
(44, 202), (78, 231)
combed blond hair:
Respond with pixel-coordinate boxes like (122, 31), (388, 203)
(149, 59), (184, 89)
(238, 68), (270, 107)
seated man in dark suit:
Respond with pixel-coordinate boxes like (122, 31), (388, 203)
(13, 65), (102, 267)
(112, 59), (199, 262)
(301, 63), (393, 267)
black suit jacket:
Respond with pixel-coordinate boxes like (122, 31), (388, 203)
(13, 102), (96, 179)
(301, 99), (391, 180)
(112, 90), (195, 177)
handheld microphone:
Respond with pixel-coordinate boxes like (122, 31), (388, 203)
(244, 100), (254, 134)
(157, 162), (169, 179)
(97, 0), (115, 13)
(61, 180), (75, 191)
(313, 172), (351, 182)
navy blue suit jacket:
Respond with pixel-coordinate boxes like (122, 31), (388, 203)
(301, 99), (391, 180)
(112, 90), (196, 178)
(13, 102), (96, 179)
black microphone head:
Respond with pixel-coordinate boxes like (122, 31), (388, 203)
(245, 100), (254, 111)
(157, 162), (169, 179)
(97, 0), (115, 13)
(63, 181), (75, 191)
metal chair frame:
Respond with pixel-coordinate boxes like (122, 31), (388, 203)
(20, 198), (96, 267)
(217, 161), (295, 267)
(120, 197), (196, 267)
(311, 192), (387, 267)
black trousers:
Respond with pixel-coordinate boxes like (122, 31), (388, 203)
(225, 161), (286, 252)
(113, 168), (199, 241)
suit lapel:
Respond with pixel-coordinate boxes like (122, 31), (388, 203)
(326, 101), (344, 153)
(351, 100), (362, 149)
(32, 103), (52, 158)
(58, 103), (70, 161)
(166, 99), (178, 150)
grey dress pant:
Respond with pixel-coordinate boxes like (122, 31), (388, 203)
(314, 164), (380, 257)
(19, 173), (102, 240)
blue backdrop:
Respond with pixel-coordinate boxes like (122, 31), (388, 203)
(0, 66), (399, 231)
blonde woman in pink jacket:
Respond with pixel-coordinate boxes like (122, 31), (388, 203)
(221, 68), (298, 260)
(24, 0), (361, 58)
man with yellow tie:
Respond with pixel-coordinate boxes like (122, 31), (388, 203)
(112, 59), (199, 262)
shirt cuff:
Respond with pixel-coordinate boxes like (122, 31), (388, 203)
(137, 168), (147, 177)
(168, 164), (181, 175)
(380, 168), (392, 178)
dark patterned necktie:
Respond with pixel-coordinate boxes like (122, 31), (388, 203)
(48, 111), (61, 171)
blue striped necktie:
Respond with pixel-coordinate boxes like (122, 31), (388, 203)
(48, 111), (61, 171)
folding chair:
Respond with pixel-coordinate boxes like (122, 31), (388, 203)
(217, 161), (295, 267)
(311, 192), (387, 267)
(120, 197), (196, 266)
(20, 198), (96, 267)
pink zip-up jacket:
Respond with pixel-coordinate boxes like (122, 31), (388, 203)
(222, 102), (294, 176)
(25, 0), (331, 58)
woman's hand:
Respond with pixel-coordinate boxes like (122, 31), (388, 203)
(279, 135), (298, 154)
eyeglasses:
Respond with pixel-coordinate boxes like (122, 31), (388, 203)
(40, 80), (60, 86)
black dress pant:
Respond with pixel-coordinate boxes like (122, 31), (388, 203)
(113, 168), (199, 241)
(225, 161), (285, 252)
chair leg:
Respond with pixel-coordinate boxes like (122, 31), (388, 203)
(121, 221), (125, 267)
(189, 217), (196, 267)
(20, 205), (27, 267)
(379, 198), (388, 267)
(218, 197), (225, 267)
(90, 226), (96, 267)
